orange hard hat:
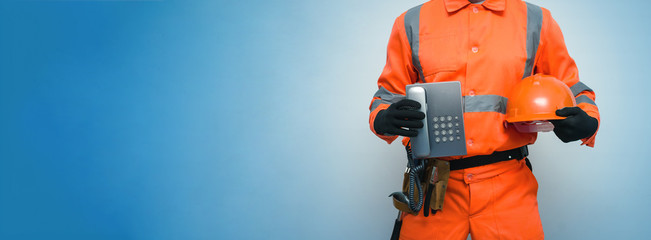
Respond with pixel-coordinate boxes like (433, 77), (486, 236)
(506, 74), (576, 123)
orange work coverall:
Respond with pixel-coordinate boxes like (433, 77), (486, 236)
(368, 0), (600, 239)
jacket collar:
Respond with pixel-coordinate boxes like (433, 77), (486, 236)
(444, 0), (506, 13)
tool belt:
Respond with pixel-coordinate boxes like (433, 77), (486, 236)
(391, 145), (529, 216)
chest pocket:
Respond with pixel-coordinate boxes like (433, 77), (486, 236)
(404, 4), (465, 83)
(419, 33), (464, 78)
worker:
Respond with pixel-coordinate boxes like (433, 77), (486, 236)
(368, 0), (600, 239)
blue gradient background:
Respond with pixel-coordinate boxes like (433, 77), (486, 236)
(0, 0), (648, 239)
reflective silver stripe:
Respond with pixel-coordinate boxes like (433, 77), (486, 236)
(570, 81), (594, 96)
(463, 95), (508, 114)
(523, 2), (543, 79)
(404, 4), (425, 82)
(370, 100), (394, 112)
(576, 95), (597, 106)
(370, 87), (406, 111)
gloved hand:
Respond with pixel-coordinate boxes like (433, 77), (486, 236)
(550, 107), (598, 143)
(374, 99), (425, 137)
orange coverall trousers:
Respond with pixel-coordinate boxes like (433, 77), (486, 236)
(400, 159), (543, 240)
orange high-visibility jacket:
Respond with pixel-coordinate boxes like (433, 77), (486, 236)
(369, 0), (600, 158)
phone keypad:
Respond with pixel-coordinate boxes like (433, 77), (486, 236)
(433, 115), (463, 144)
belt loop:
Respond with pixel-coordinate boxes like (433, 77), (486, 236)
(520, 145), (529, 159)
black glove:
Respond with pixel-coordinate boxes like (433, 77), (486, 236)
(550, 107), (598, 143)
(373, 99), (425, 137)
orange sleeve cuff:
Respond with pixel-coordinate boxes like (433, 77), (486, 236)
(578, 101), (600, 148)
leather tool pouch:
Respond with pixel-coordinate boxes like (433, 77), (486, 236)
(430, 159), (450, 211)
(391, 197), (411, 214)
(390, 167), (423, 215)
(392, 159), (450, 215)
(391, 171), (416, 214)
